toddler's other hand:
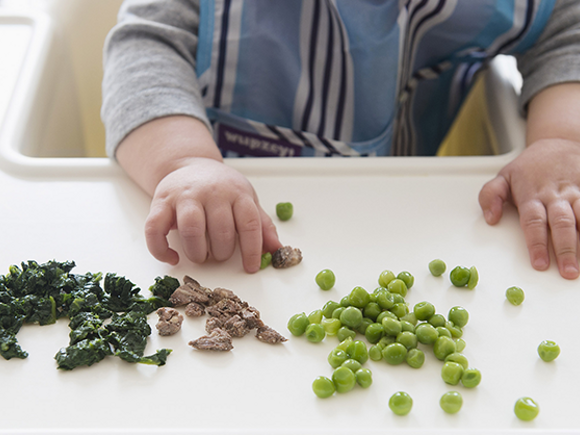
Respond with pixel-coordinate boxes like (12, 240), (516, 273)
(479, 139), (580, 280)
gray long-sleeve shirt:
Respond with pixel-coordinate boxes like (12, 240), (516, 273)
(101, 0), (580, 158)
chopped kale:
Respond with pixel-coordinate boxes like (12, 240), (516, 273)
(0, 330), (28, 359)
(149, 275), (180, 300)
(0, 260), (175, 370)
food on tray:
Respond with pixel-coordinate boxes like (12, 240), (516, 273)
(440, 391), (463, 414)
(506, 286), (525, 306)
(389, 391), (413, 416)
(315, 269), (335, 290)
(290, 268), (482, 401)
(156, 307), (184, 336)
(275, 202), (293, 221)
(449, 265), (479, 289)
(169, 276), (286, 351)
(272, 246), (303, 269)
(428, 259), (447, 277)
(537, 340), (560, 362)
(514, 397), (540, 421)
(0, 260), (173, 370)
(260, 252), (272, 269)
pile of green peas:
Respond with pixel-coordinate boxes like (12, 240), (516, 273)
(288, 268), (482, 400)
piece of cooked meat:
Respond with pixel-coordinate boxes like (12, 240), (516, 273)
(272, 246), (303, 269)
(168, 279), (212, 306)
(184, 302), (205, 317)
(223, 314), (252, 338)
(155, 307), (184, 336)
(189, 328), (233, 351)
(255, 325), (288, 344)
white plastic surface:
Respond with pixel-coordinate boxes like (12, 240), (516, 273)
(1, 10), (578, 435)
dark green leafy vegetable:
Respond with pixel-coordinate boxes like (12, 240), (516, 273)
(0, 260), (173, 370)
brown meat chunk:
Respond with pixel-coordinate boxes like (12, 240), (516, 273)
(155, 307), (184, 336)
(205, 316), (223, 333)
(169, 278), (212, 307)
(223, 314), (251, 338)
(272, 246), (303, 269)
(189, 328), (233, 351)
(185, 302), (205, 317)
(206, 298), (247, 320)
(210, 287), (241, 305)
(241, 306), (264, 329)
(255, 325), (287, 344)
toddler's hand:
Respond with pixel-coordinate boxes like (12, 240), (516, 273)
(145, 157), (282, 273)
(479, 139), (580, 279)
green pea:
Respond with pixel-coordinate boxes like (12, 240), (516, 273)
(436, 326), (452, 338)
(315, 269), (336, 290)
(378, 335), (395, 348)
(406, 348), (425, 369)
(355, 368), (373, 388)
(332, 307), (346, 319)
(336, 326), (356, 342)
(276, 202), (293, 221)
(305, 323), (325, 343)
(415, 323), (439, 345)
(445, 321), (463, 338)
(397, 271), (414, 289)
(455, 338), (466, 352)
(382, 342), (408, 365)
(377, 310), (397, 324)
(365, 323), (385, 344)
(312, 376), (335, 398)
(328, 348), (349, 368)
(441, 361), (464, 385)
(389, 391), (413, 416)
(369, 344), (383, 361)
(514, 397), (539, 421)
(392, 293), (406, 305)
(434, 336), (457, 361)
(390, 303), (409, 319)
(349, 286), (370, 308)
(287, 313), (309, 336)
(378, 270), (396, 288)
(382, 317), (402, 336)
(429, 314), (447, 328)
(506, 286), (525, 306)
(387, 279), (408, 297)
(445, 352), (469, 369)
(538, 340), (560, 362)
(322, 300), (341, 318)
(376, 289), (395, 310)
(342, 358), (362, 372)
(321, 317), (341, 335)
(450, 266), (470, 287)
(332, 366), (356, 393)
(414, 301), (436, 321)
(396, 331), (418, 350)
(400, 313), (418, 326)
(363, 302), (382, 321)
(308, 309), (323, 324)
(347, 340), (369, 364)
(448, 306), (469, 328)
(467, 266), (479, 289)
(400, 320), (415, 333)
(340, 295), (351, 307)
(429, 259), (446, 277)
(339, 306), (363, 328)
(440, 391), (463, 414)
(355, 317), (373, 335)
(260, 252), (272, 269)
(336, 336), (353, 352)
(461, 367), (482, 388)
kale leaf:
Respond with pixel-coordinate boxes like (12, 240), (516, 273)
(0, 330), (28, 359)
(149, 275), (180, 300)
